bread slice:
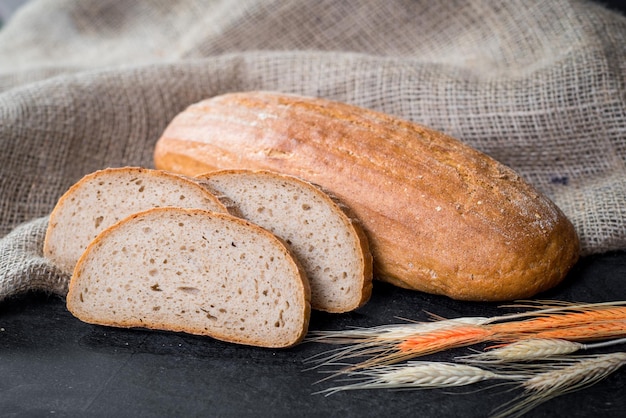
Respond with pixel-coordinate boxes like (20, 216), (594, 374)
(66, 207), (311, 348)
(44, 167), (229, 275)
(196, 169), (373, 313)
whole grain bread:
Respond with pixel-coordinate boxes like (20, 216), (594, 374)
(44, 167), (229, 275)
(66, 207), (311, 348)
(196, 169), (373, 313)
(154, 91), (581, 301)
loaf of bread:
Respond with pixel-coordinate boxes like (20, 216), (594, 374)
(66, 207), (311, 348)
(44, 167), (228, 275)
(196, 169), (373, 313)
(154, 91), (580, 301)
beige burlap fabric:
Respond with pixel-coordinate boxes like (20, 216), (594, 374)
(1, 0), (625, 302)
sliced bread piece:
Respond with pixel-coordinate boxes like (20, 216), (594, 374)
(44, 166), (229, 275)
(196, 169), (373, 313)
(66, 207), (311, 348)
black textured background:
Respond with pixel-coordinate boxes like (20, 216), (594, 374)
(2, 251), (625, 417)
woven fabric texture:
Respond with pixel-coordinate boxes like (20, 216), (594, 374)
(1, 0), (625, 301)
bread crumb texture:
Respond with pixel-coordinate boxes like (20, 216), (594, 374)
(198, 169), (372, 313)
(67, 208), (310, 348)
(44, 167), (226, 275)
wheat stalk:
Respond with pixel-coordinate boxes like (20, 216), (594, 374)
(316, 361), (525, 396)
(308, 301), (626, 371)
(308, 301), (626, 417)
(304, 317), (490, 368)
(306, 316), (490, 344)
(491, 352), (626, 418)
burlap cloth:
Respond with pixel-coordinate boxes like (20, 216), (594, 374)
(1, 0), (625, 303)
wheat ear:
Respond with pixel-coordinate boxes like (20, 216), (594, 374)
(316, 361), (525, 396)
(491, 352), (626, 418)
(303, 317), (489, 369)
(308, 301), (626, 370)
(460, 339), (584, 363)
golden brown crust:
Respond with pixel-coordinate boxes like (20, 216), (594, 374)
(154, 91), (580, 301)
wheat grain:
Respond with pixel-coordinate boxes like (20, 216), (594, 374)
(304, 317), (490, 368)
(306, 317), (490, 343)
(523, 352), (626, 392)
(317, 361), (524, 396)
(398, 325), (494, 356)
(520, 319), (626, 341)
(489, 306), (626, 337)
(491, 352), (626, 418)
(461, 339), (584, 363)
(462, 336), (626, 364)
(307, 301), (626, 374)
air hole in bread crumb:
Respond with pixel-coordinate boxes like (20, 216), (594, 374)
(138, 186), (145, 192)
(177, 286), (199, 294)
(94, 216), (104, 228)
(180, 194), (186, 200)
(302, 204), (311, 210)
(178, 222), (184, 227)
(257, 206), (265, 213)
(143, 227), (152, 234)
(153, 306), (161, 311)
(149, 269), (158, 276)
(105, 287), (112, 293)
(79, 293), (83, 302)
(151, 284), (162, 291)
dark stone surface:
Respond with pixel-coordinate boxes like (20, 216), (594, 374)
(2, 251), (625, 417)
